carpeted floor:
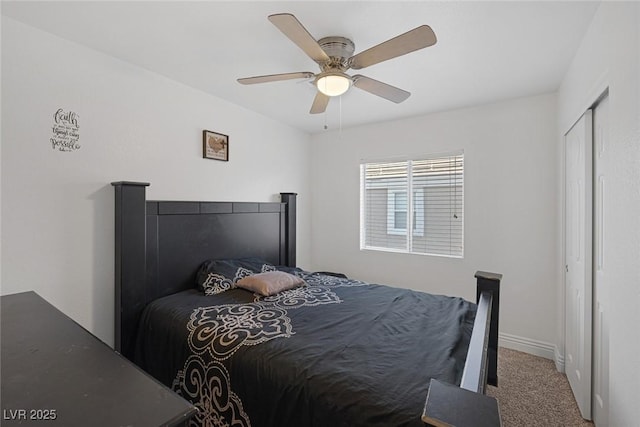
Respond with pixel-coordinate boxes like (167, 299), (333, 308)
(486, 347), (594, 427)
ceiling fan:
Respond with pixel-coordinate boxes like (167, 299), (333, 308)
(237, 13), (437, 114)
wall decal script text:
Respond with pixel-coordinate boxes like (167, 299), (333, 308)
(51, 108), (80, 152)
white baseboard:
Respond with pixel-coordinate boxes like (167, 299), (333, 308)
(554, 346), (565, 373)
(498, 333), (565, 373)
(498, 332), (556, 361)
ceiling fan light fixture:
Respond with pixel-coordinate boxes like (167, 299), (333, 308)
(316, 72), (351, 97)
(239, 14), (436, 114)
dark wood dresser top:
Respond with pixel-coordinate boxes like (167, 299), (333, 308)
(1, 291), (197, 426)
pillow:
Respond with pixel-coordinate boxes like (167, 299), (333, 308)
(196, 258), (276, 295)
(235, 271), (305, 296)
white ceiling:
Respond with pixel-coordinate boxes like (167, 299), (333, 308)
(2, 1), (599, 134)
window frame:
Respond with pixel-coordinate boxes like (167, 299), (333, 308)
(359, 151), (464, 258)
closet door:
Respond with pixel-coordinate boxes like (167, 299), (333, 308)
(564, 110), (593, 420)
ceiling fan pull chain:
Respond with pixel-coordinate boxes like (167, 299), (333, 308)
(339, 95), (343, 134)
(324, 109), (328, 130)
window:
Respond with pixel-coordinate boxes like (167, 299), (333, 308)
(387, 190), (424, 236)
(360, 152), (464, 257)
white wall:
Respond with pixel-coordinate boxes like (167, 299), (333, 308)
(557, 2), (640, 425)
(310, 93), (559, 355)
(0, 17), (312, 346)
(0, 10), (3, 298)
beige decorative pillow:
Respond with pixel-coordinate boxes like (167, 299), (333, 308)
(236, 271), (305, 296)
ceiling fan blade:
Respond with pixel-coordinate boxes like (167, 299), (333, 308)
(352, 75), (410, 103)
(268, 13), (330, 64)
(350, 25), (437, 70)
(310, 91), (330, 114)
(237, 72), (315, 85)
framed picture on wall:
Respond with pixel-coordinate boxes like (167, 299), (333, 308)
(203, 130), (229, 161)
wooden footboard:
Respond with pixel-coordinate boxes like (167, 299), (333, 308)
(422, 271), (502, 427)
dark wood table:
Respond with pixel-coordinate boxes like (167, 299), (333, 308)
(1, 291), (197, 426)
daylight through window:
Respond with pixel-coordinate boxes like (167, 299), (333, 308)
(360, 152), (464, 257)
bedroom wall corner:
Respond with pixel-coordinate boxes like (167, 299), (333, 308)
(0, 16), (312, 346)
(309, 93), (559, 355)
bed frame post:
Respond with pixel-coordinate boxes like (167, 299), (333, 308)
(475, 271), (502, 387)
(280, 193), (297, 267)
(111, 181), (149, 358)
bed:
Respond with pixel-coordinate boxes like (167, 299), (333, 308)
(112, 181), (502, 427)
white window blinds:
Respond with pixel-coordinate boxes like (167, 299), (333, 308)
(360, 152), (464, 257)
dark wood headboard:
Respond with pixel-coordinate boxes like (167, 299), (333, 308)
(111, 181), (297, 360)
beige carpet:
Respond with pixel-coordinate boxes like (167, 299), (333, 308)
(486, 347), (594, 427)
